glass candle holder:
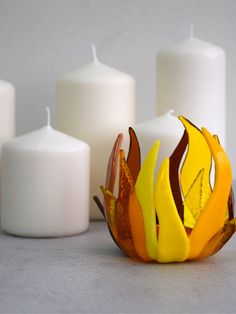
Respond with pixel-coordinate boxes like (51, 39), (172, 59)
(94, 117), (235, 263)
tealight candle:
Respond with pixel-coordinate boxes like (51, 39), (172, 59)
(55, 46), (135, 219)
(1, 108), (90, 237)
(157, 30), (225, 145)
(134, 110), (184, 172)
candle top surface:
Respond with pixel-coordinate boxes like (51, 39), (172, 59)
(135, 110), (184, 136)
(59, 62), (134, 84)
(0, 79), (14, 92)
(158, 36), (224, 58)
(4, 126), (89, 152)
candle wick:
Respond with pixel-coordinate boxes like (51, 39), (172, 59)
(46, 107), (51, 128)
(164, 109), (174, 117)
(190, 23), (194, 38)
(92, 44), (99, 63)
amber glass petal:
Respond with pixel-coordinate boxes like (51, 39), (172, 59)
(188, 128), (232, 259)
(169, 130), (188, 222)
(119, 150), (135, 202)
(114, 150), (138, 258)
(126, 128), (141, 184)
(179, 117), (212, 226)
(114, 200), (139, 258)
(101, 186), (118, 239)
(105, 133), (123, 193)
(197, 218), (236, 259)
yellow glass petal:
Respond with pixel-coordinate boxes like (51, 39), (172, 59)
(135, 141), (160, 260)
(188, 128), (232, 259)
(154, 159), (189, 263)
(179, 117), (212, 227)
(213, 134), (231, 223)
(135, 142), (189, 263)
(183, 202), (196, 229)
(184, 169), (204, 228)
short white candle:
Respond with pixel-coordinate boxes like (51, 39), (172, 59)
(55, 46), (135, 219)
(0, 80), (15, 200)
(134, 110), (184, 172)
(157, 30), (225, 145)
(1, 108), (90, 237)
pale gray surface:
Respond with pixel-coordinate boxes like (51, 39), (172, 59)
(0, 221), (236, 314)
(0, 0), (236, 176)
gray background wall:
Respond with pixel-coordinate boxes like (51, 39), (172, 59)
(0, 0), (236, 174)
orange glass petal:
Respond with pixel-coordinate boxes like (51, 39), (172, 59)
(188, 128), (232, 259)
(198, 218), (236, 259)
(128, 190), (152, 261)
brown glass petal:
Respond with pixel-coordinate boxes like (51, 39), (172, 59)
(169, 130), (188, 222)
(94, 194), (121, 249)
(228, 187), (235, 221)
(105, 133), (123, 193)
(93, 195), (105, 218)
(126, 128), (141, 184)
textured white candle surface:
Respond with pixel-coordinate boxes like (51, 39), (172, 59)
(1, 116), (90, 237)
(55, 52), (135, 219)
(157, 35), (225, 146)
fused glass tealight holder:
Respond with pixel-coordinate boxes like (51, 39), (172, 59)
(94, 117), (236, 263)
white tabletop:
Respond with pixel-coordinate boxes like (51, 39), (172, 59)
(0, 220), (236, 313)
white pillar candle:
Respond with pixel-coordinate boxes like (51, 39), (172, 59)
(0, 80), (15, 200)
(1, 109), (90, 237)
(55, 46), (135, 219)
(134, 110), (184, 172)
(157, 32), (225, 145)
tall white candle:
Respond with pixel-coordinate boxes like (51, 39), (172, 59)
(1, 109), (90, 237)
(157, 32), (225, 145)
(55, 46), (135, 219)
(0, 80), (15, 200)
